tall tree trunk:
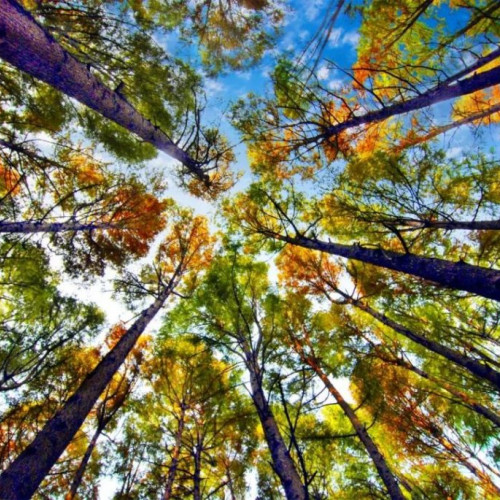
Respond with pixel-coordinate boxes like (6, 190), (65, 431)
(267, 233), (500, 301)
(163, 403), (187, 500)
(192, 443), (202, 500)
(0, 0), (209, 186)
(306, 57), (500, 144)
(0, 278), (177, 500)
(291, 340), (405, 500)
(388, 217), (500, 231)
(226, 469), (237, 500)
(374, 352), (500, 427)
(0, 220), (116, 234)
(66, 423), (104, 500)
(393, 101), (500, 152)
(247, 364), (307, 500)
(346, 295), (500, 390)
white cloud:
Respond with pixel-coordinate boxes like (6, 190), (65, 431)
(237, 71), (252, 81)
(317, 65), (330, 81)
(328, 28), (343, 47)
(327, 29), (359, 49)
(328, 79), (344, 91)
(342, 31), (360, 48)
(205, 79), (225, 95)
(446, 147), (463, 158)
(306, 0), (323, 21)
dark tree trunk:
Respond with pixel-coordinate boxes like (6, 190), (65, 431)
(67, 424), (104, 500)
(348, 296), (500, 390)
(375, 353), (500, 427)
(0, 0), (209, 186)
(247, 366), (307, 500)
(307, 57), (500, 144)
(391, 217), (500, 231)
(192, 443), (202, 500)
(268, 233), (500, 302)
(163, 403), (187, 500)
(0, 280), (177, 500)
(0, 220), (115, 233)
(291, 340), (404, 500)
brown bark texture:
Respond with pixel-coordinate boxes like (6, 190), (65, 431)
(0, 0), (209, 185)
(0, 282), (175, 499)
(269, 233), (500, 302)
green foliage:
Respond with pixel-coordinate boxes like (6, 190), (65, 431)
(1, 0), (500, 498)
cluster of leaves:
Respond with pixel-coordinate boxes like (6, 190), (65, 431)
(0, 0), (499, 499)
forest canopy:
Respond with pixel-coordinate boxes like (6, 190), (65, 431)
(0, 0), (499, 498)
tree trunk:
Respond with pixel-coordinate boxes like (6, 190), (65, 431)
(268, 233), (500, 301)
(292, 340), (405, 500)
(192, 443), (202, 500)
(0, 220), (115, 234)
(307, 60), (500, 144)
(247, 366), (307, 500)
(375, 353), (500, 427)
(0, 0), (209, 186)
(67, 423), (104, 500)
(390, 217), (500, 231)
(163, 403), (187, 500)
(0, 280), (177, 500)
(348, 296), (500, 390)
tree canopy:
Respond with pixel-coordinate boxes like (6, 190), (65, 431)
(0, 0), (499, 498)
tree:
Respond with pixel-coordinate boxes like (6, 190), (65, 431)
(66, 329), (145, 500)
(0, 240), (104, 392)
(0, 0), (499, 497)
(0, 137), (170, 276)
(226, 185), (500, 301)
(277, 295), (405, 499)
(0, 0), (283, 197)
(170, 253), (308, 500)
(112, 335), (256, 500)
(0, 207), (214, 499)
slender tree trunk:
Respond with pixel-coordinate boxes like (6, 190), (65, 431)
(0, 279), (177, 500)
(394, 102), (500, 153)
(67, 423), (104, 500)
(429, 424), (500, 497)
(390, 217), (500, 231)
(306, 60), (500, 144)
(163, 403), (187, 500)
(0, 0), (209, 186)
(226, 469), (237, 500)
(267, 232), (500, 301)
(192, 443), (202, 500)
(247, 364), (307, 500)
(0, 220), (116, 234)
(348, 296), (500, 390)
(375, 353), (500, 427)
(292, 340), (405, 500)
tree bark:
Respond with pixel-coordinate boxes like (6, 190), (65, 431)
(0, 220), (115, 234)
(348, 296), (500, 390)
(247, 366), (307, 500)
(163, 403), (187, 500)
(192, 443), (202, 500)
(0, 279), (177, 500)
(374, 353), (500, 427)
(307, 62), (500, 144)
(67, 424), (104, 500)
(291, 339), (405, 500)
(389, 217), (500, 231)
(0, 0), (209, 186)
(266, 232), (500, 302)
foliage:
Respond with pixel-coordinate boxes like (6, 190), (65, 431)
(0, 0), (499, 498)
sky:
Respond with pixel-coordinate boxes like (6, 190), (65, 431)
(89, 3), (363, 496)
(16, 1), (500, 496)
